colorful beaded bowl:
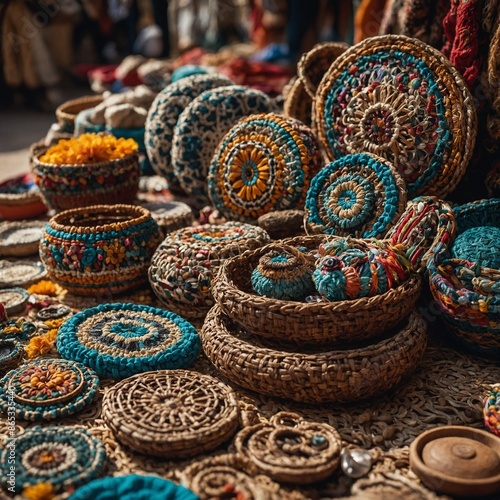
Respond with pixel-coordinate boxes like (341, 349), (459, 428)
(315, 35), (477, 199)
(283, 77), (313, 127)
(55, 95), (104, 133)
(69, 475), (198, 500)
(172, 85), (275, 207)
(0, 174), (47, 221)
(149, 222), (269, 319)
(57, 303), (200, 379)
(1, 426), (106, 494)
(32, 151), (141, 212)
(451, 226), (500, 270)
(453, 198), (500, 235)
(201, 306), (427, 403)
(145, 74), (234, 195)
(305, 153), (407, 238)
(40, 204), (160, 296)
(484, 386), (500, 437)
(0, 358), (99, 421)
(0, 287), (29, 315)
(0, 221), (45, 257)
(0, 339), (23, 374)
(384, 196), (456, 272)
(235, 411), (342, 484)
(208, 112), (324, 223)
(213, 242), (422, 345)
(102, 369), (240, 458)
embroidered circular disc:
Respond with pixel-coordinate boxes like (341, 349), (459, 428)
(315, 34), (477, 198)
(0, 287), (29, 315)
(0, 221), (45, 257)
(1, 426), (106, 494)
(208, 113), (324, 222)
(172, 85), (275, 206)
(69, 475), (198, 500)
(102, 369), (240, 457)
(0, 359), (99, 421)
(36, 304), (73, 321)
(145, 74), (233, 193)
(0, 260), (46, 288)
(57, 303), (200, 379)
(0, 339), (23, 374)
(305, 153), (406, 237)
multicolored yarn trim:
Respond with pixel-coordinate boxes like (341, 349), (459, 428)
(315, 34), (477, 199)
(451, 226), (500, 270)
(305, 153), (406, 238)
(57, 303), (200, 379)
(453, 198), (500, 235)
(484, 385), (500, 437)
(208, 112), (324, 222)
(172, 86), (275, 207)
(251, 246), (315, 301)
(1, 426), (106, 494)
(0, 358), (99, 421)
(313, 238), (411, 302)
(68, 475), (198, 500)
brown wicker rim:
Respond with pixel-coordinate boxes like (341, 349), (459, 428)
(283, 77), (313, 127)
(33, 151), (139, 171)
(55, 95), (104, 126)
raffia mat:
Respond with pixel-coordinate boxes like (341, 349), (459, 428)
(1, 283), (500, 500)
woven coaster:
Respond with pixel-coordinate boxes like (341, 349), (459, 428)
(208, 113), (324, 223)
(0, 339), (23, 374)
(0, 221), (45, 257)
(57, 303), (201, 379)
(0, 260), (46, 288)
(145, 74), (233, 193)
(172, 85), (275, 207)
(1, 426), (106, 494)
(451, 226), (500, 270)
(0, 287), (29, 315)
(235, 411), (342, 484)
(305, 153), (406, 238)
(0, 358), (99, 421)
(69, 475), (198, 500)
(102, 369), (240, 458)
(315, 34), (477, 198)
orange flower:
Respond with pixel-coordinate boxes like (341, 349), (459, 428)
(23, 482), (56, 500)
(28, 280), (59, 297)
(25, 335), (53, 359)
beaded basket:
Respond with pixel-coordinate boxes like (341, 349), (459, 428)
(40, 204), (160, 296)
(32, 151), (141, 212)
(149, 222), (269, 319)
(451, 226), (500, 269)
(208, 113), (324, 223)
(212, 241), (421, 345)
(315, 35), (477, 198)
(283, 77), (313, 127)
(102, 369), (240, 458)
(484, 386), (500, 437)
(69, 475), (198, 500)
(384, 196), (456, 272)
(1, 426), (106, 494)
(0, 174), (47, 221)
(201, 306), (427, 403)
(305, 153), (407, 238)
(0, 221), (45, 257)
(145, 74), (234, 194)
(0, 339), (23, 374)
(452, 198), (500, 235)
(0, 358), (99, 421)
(55, 95), (104, 133)
(57, 303), (200, 379)
(235, 411), (342, 484)
(172, 86), (275, 207)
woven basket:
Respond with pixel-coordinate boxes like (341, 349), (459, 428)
(40, 204), (160, 296)
(212, 243), (421, 345)
(315, 34), (477, 199)
(55, 95), (104, 133)
(0, 174), (47, 221)
(0, 221), (45, 257)
(201, 306), (427, 404)
(257, 210), (305, 239)
(283, 77), (313, 127)
(0, 339), (23, 374)
(453, 198), (500, 235)
(102, 369), (240, 458)
(138, 200), (194, 239)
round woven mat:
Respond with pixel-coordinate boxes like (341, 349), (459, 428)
(305, 153), (406, 238)
(0, 287), (29, 315)
(0, 260), (46, 288)
(208, 113), (323, 222)
(1, 425), (106, 494)
(57, 303), (200, 379)
(172, 85), (275, 207)
(145, 74), (233, 193)
(315, 34), (477, 198)
(0, 220), (45, 257)
(102, 369), (240, 458)
(0, 358), (99, 421)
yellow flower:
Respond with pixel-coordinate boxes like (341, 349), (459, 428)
(229, 145), (270, 201)
(23, 482), (56, 500)
(103, 241), (126, 265)
(25, 335), (53, 359)
(28, 280), (58, 297)
(44, 318), (64, 330)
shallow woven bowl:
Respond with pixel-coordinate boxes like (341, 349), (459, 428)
(453, 198), (500, 235)
(40, 204), (160, 296)
(55, 95), (104, 133)
(212, 242), (422, 345)
(201, 306), (427, 404)
(32, 152), (141, 212)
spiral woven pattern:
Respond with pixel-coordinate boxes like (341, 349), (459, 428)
(57, 303), (200, 379)
(173, 86), (274, 206)
(102, 369), (240, 458)
(453, 198), (500, 235)
(145, 74), (233, 193)
(209, 113), (323, 222)
(484, 385), (500, 437)
(305, 154), (406, 238)
(315, 35), (477, 198)
(1, 426), (106, 494)
(0, 358), (99, 421)
(451, 226), (500, 270)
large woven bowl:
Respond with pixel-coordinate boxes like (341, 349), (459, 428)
(201, 306), (427, 404)
(40, 204), (160, 296)
(212, 243), (422, 345)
